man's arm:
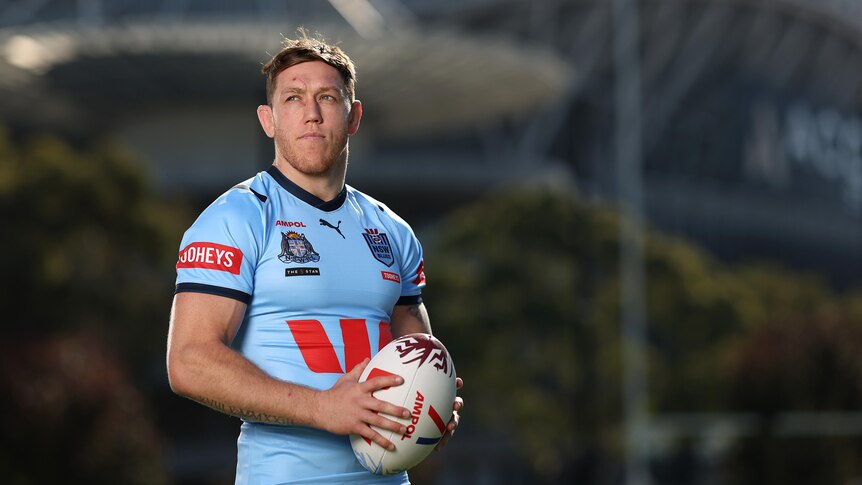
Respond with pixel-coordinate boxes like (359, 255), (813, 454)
(390, 301), (432, 337)
(166, 292), (411, 450)
(390, 301), (463, 450)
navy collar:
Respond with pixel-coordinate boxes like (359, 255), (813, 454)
(266, 165), (346, 212)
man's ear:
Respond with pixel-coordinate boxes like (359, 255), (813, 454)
(257, 105), (275, 138)
(347, 100), (362, 136)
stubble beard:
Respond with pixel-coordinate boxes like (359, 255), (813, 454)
(275, 132), (348, 177)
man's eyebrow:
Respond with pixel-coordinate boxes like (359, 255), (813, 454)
(281, 85), (341, 93)
(315, 85), (343, 95)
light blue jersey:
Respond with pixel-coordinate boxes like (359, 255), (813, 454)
(175, 166), (426, 484)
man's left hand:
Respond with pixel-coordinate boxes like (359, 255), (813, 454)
(436, 377), (463, 451)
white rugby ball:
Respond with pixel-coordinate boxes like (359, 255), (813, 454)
(350, 333), (457, 475)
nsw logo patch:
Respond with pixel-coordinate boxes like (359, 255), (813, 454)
(363, 228), (394, 267)
(279, 231), (320, 264)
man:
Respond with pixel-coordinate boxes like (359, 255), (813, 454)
(166, 31), (462, 484)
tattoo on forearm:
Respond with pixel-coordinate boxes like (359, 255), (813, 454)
(193, 395), (297, 426)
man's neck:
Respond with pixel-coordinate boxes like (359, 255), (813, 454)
(272, 159), (347, 202)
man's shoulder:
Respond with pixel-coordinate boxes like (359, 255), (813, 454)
(230, 173), (271, 204)
(215, 172), (271, 205)
(195, 172), (271, 224)
(346, 185), (404, 222)
(345, 185), (417, 239)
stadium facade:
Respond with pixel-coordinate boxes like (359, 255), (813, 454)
(433, 0), (862, 284)
(1, 0), (859, 284)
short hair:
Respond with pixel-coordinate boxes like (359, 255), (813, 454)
(261, 29), (357, 105)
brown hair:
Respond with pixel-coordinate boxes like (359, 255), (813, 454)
(261, 29), (357, 105)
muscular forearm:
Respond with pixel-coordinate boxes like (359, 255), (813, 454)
(168, 339), (317, 427)
(167, 292), (409, 449)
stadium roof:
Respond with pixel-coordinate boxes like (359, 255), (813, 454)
(0, 1), (571, 139)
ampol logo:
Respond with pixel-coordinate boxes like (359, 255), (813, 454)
(276, 220), (306, 227)
(400, 391), (447, 445)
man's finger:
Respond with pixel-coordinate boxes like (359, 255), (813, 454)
(447, 410), (460, 431)
(436, 428), (454, 450)
(362, 373), (404, 392)
(359, 425), (396, 451)
(345, 358), (370, 379)
(365, 396), (410, 420)
(436, 433), (451, 450)
(366, 410), (408, 435)
(435, 409), (460, 451)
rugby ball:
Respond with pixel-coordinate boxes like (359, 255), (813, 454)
(350, 333), (457, 475)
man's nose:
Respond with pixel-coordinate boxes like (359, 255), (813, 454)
(304, 100), (322, 123)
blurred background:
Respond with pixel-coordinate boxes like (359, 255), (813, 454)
(2, 0), (862, 483)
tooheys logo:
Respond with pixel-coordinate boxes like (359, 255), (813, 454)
(177, 242), (243, 275)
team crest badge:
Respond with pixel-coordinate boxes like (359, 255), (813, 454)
(279, 231), (320, 264)
(362, 228), (394, 267)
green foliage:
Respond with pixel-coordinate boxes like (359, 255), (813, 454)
(425, 188), (623, 479)
(0, 128), (186, 358)
(424, 185), (862, 483)
(0, 128), (184, 483)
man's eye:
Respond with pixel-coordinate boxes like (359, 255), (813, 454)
(286, 95), (300, 102)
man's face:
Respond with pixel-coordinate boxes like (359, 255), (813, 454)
(258, 60), (360, 177)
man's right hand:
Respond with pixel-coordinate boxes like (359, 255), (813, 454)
(314, 358), (411, 450)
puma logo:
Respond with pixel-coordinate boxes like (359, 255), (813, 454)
(319, 218), (345, 239)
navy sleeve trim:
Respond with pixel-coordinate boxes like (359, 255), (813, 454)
(395, 294), (423, 306)
(175, 283), (252, 304)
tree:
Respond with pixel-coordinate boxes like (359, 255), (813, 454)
(423, 187), (625, 482)
(422, 185), (862, 483)
(0, 129), (184, 483)
(724, 295), (862, 485)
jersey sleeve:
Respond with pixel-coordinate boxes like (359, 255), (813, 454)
(384, 207), (426, 305)
(397, 230), (426, 300)
(175, 186), (264, 303)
